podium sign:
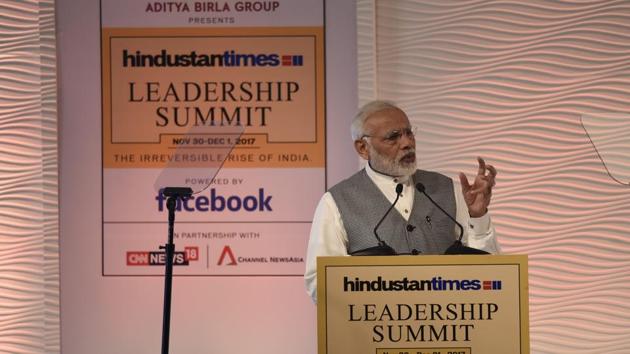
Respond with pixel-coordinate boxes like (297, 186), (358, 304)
(317, 255), (529, 354)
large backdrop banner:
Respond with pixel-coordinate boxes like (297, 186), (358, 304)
(59, 1), (357, 353)
(101, 0), (325, 276)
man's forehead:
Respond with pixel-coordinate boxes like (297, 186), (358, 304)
(366, 108), (410, 127)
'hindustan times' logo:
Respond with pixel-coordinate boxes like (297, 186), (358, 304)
(122, 49), (304, 68)
(343, 276), (502, 292)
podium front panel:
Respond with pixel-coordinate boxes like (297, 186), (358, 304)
(317, 255), (529, 354)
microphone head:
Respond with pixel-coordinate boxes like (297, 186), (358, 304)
(415, 183), (425, 193)
(395, 183), (403, 194)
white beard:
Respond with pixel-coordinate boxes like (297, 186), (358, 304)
(368, 146), (416, 178)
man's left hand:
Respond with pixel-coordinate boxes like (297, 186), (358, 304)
(459, 157), (497, 218)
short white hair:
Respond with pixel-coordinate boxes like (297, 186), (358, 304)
(351, 100), (402, 141)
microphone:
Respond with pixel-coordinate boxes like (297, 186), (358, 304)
(350, 184), (403, 256)
(415, 183), (489, 255)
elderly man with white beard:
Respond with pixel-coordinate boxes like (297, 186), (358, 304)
(304, 100), (500, 303)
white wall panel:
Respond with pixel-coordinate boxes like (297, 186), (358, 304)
(358, 1), (630, 353)
(0, 0), (59, 353)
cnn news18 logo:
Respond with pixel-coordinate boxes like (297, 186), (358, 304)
(127, 246), (199, 266)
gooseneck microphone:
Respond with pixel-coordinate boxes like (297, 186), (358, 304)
(350, 183), (403, 256)
(374, 183), (404, 243)
(415, 183), (489, 255)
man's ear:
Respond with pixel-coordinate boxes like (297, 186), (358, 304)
(354, 139), (370, 160)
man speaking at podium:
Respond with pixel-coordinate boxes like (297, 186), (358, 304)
(304, 101), (500, 302)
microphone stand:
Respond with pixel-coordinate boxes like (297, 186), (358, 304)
(160, 187), (193, 354)
(415, 183), (489, 255)
(350, 184), (402, 256)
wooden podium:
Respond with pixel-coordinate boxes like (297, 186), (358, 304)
(317, 255), (529, 354)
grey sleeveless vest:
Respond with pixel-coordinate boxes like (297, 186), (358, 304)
(329, 169), (457, 255)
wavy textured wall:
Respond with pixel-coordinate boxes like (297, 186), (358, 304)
(0, 0), (59, 353)
(358, 1), (630, 353)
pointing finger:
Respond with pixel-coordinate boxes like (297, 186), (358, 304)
(477, 157), (486, 176)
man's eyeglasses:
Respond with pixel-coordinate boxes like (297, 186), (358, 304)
(361, 127), (417, 145)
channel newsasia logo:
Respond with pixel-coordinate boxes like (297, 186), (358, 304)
(216, 245), (304, 266)
(127, 246), (199, 266)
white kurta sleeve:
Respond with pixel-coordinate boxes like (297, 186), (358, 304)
(304, 192), (349, 304)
